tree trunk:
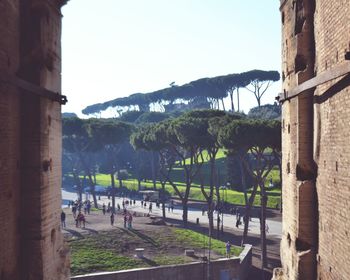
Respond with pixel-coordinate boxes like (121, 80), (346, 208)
(216, 210), (220, 238)
(151, 151), (156, 190)
(137, 178), (141, 191)
(87, 174), (98, 208)
(73, 171), (83, 201)
(221, 98), (225, 111)
(93, 170), (97, 185)
(215, 185), (221, 237)
(260, 183), (268, 268)
(207, 206), (214, 231)
(230, 91), (234, 112)
(242, 203), (252, 246)
(83, 174), (86, 189)
(161, 183), (166, 220)
(236, 88), (240, 112)
(78, 153), (98, 207)
(182, 200), (188, 228)
(110, 173), (116, 213)
(207, 222), (212, 280)
(238, 158), (248, 202)
(241, 184), (259, 246)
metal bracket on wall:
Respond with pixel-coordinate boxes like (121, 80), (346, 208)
(0, 72), (67, 105)
(276, 61), (350, 103)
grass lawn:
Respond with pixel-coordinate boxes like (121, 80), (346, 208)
(65, 149), (281, 208)
(172, 228), (242, 257)
(68, 226), (242, 276)
(85, 174), (281, 208)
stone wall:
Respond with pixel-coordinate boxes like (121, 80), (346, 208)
(71, 245), (252, 280)
(276, 0), (350, 279)
(0, 1), (21, 279)
(313, 1), (350, 278)
(0, 1), (69, 279)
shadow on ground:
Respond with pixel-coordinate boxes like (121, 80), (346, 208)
(164, 216), (280, 280)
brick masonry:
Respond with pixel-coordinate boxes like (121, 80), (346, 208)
(0, 1), (69, 279)
(276, 0), (350, 279)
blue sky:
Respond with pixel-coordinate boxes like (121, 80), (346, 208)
(61, 1), (281, 116)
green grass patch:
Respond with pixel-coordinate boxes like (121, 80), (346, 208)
(152, 256), (188, 266)
(68, 226), (243, 276)
(70, 245), (143, 276)
(83, 174), (281, 208)
(172, 228), (242, 257)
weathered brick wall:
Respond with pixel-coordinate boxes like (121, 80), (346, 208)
(279, 1), (318, 279)
(276, 0), (350, 279)
(18, 1), (70, 279)
(313, 0), (350, 279)
(0, 1), (69, 279)
(0, 1), (20, 279)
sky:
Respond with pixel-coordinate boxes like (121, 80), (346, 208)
(61, 0), (281, 117)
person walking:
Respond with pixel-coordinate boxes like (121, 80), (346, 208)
(110, 212), (115, 226)
(61, 211), (66, 228)
(236, 214), (241, 228)
(87, 200), (91, 214)
(127, 214), (133, 229)
(76, 212), (86, 228)
(102, 203), (106, 215)
(72, 204), (77, 219)
(123, 214), (127, 228)
(149, 203), (152, 213)
(225, 241), (231, 258)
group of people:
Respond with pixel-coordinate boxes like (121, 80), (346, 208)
(102, 202), (116, 215)
(123, 212), (134, 229)
(68, 199), (92, 218)
(64, 199), (90, 228)
(101, 199), (136, 229)
(108, 210), (135, 229)
(140, 201), (154, 213)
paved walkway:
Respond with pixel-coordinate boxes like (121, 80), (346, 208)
(62, 189), (282, 238)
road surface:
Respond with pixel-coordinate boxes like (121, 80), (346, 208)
(61, 189), (282, 238)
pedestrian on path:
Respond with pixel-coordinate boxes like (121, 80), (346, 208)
(72, 204), (77, 219)
(127, 214), (133, 229)
(102, 203), (106, 215)
(123, 214), (127, 228)
(225, 241), (231, 258)
(110, 213), (115, 226)
(61, 211), (66, 228)
(236, 214), (241, 228)
(76, 212), (86, 228)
